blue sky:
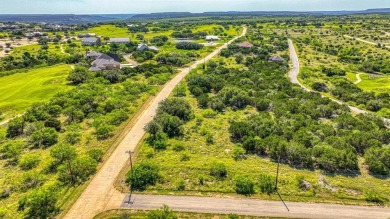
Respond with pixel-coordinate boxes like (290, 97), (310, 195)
(0, 0), (389, 14)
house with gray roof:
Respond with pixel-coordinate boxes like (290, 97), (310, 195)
(86, 51), (102, 59)
(269, 56), (285, 62)
(137, 43), (159, 51)
(110, 38), (130, 44)
(82, 37), (101, 46)
(89, 54), (120, 71)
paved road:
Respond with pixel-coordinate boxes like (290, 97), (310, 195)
(344, 35), (390, 49)
(63, 27), (247, 219)
(120, 194), (390, 219)
(287, 39), (384, 117)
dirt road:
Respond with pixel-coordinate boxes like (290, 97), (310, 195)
(119, 194), (390, 219)
(63, 27), (247, 219)
(287, 39), (385, 117)
(354, 73), (363, 85)
(344, 35), (390, 49)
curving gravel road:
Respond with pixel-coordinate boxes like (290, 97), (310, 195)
(287, 39), (383, 117)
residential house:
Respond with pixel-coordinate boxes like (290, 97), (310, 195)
(82, 37), (101, 46)
(86, 50), (102, 59)
(269, 56), (285, 62)
(89, 54), (120, 71)
(206, 35), (219, 41)
(109, 38), (130, 44)
(137, 43), (159, 51)
(237, 41), (254, 48)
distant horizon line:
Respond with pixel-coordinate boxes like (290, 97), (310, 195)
(0, 7), (389, 16)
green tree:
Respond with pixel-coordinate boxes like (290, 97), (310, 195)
(6, 117), (25, 138)
(20, 188), (58, 219)
(126, 162), (160, 191)
(67, 67), (90, 85)
(30, 128), (58, 148)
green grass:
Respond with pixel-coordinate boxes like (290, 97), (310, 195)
(11, 43), (64, 57)
(0, 64), (72, 116)
(77, 25), (130, 38)
(357, 74), (390, 93)
(93, 209), (285, 219)
(127, 62), (390, 205)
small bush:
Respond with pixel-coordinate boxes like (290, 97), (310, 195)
(147, 205), (177, 219)
(0, 188), (11, 200)
(234, 176), (255, 195)
(87, 149), (104, 162)
(259, 174), (275, 195)
(365, 190), (387, 203)
(176, 179), (185, 191)
(64, 132), (81, 145)
(172, 142), (185, 152)
(232, 146), (246, 161)
(180, 153), (190, 161)
(19, 154), (41, 170)
(210, 162), (227, 179)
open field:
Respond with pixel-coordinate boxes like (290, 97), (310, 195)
(77, 25), (131, 38)
(356, 74), (390, 93)
(0, 64), (72, 117)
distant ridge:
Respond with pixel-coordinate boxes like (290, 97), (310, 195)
(0, 14), (135, 24)
(0, 8), (389, 23)
(130, 8), (390, 19)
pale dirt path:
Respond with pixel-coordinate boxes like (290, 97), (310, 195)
(344, 35), (390, 49)
(287, 39), (382, 117)
(354, 73), (363, 84)
(117, 194), (390, 219)
(63, 27), (247, 219)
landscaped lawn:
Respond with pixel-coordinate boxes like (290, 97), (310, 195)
(0, 64), (72, 116)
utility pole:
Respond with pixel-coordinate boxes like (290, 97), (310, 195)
(125, 150), (134, 204)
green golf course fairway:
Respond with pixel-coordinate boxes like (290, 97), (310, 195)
(0, 64), (72, 117)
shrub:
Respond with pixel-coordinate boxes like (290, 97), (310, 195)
(232, 146), (246, 161)
(180, 153), (190, 161)
(172, 142), (185, 152)
(95, 124), (114, 140)
(365, 190), (387, 203)
(19, 154), (41, 170)
(64, 132), (81, 145)
(126, 162), (160, 191)
(87, 149), (104, 162)
(0, 188), (11, 200)
(259, 174), (274, 195)
(30, 128), (58, 148)
(147, 205), (177, 219)
(210, 162), (228, 179)
(176, 179), (186, 191)
(234, 176), (255, 195)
